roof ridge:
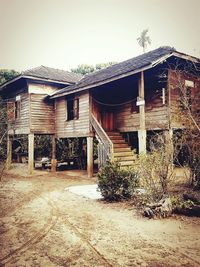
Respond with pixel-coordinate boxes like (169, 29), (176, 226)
(21, 65), (43, 75)
(84, 46), (175, 78)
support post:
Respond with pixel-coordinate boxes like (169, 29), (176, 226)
(87, 136), (93, 178)
(164, 129), (174, 173)
(138, 130), (147, 154)
(138, 71), (147, 154)
(6, 135), (12, 170)
(28, 133), (34, 175)
(51, 135), (57, 172)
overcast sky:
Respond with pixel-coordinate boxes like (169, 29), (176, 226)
(0, 0), (200, 72)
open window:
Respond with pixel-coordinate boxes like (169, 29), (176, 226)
(15, 98), (21, 119)
(179, 79), (194, 111)
(66, 96), (79, 121)
(7, 95), (21, 121)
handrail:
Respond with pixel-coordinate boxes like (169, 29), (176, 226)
(0, 130), (8, 145)
(90, 114), (113, 165)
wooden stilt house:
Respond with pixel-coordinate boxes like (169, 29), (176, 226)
(50, 47), (200, 177)
(0, 66), (82, 173)
(1, 47), (200, 177)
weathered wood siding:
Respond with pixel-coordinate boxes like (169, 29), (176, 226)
(8, 88), (30, 135)
(114, 103), (139, 131)
(28, 82), (60, 134)
(168, 69), (200, 128)
(55, 91), (90, 138)
(30, 94), (55, 134)
(115, 93), (169, 132)
(28, 83), (58, 95)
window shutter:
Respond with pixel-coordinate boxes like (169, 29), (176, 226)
(7, 102), (15, 121)
(15, 100), (21, 119)
(74, 99), (79, 119)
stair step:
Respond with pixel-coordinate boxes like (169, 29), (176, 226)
(113, 151), (133, 157)
(112, 139), (126, 144)
(114, 147), (132, 152)
(107, 132), (121, 136)
(118, 161), (135, 166)
(113, 143), (129, 148)
(109, 136), (124, 140)
(114, 156), (135, 161)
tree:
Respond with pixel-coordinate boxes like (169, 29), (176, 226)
(137, 29), (151, 53)
(71, 64), (95, 75)
(0, 69), (19, 85)
(0, 69), (19, 168)
(71, 62), (117, 75)
(167, 61), (200, 189)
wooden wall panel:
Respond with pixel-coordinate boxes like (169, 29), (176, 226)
(55, 91), (90, 138)
(168, 69), (200, 128)
(115, 97), (169, 132)
(30, 94), (55, 134)
(8, 92), (30, 135)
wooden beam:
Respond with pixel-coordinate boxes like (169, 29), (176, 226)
(51, 135), (57, 172)
(6, 135), (12, 170)
(28, 133), (34, 174)
(138, 71), (147, 154)
(87, 136), (93, 178)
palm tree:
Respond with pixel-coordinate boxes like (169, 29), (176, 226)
(137, 29), (151, 53)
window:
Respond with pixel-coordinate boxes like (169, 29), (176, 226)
(15, 100), (21, 119)
(7, 102), (15, 121)
(185, 80), (194, 88)
(179, 80), (193, 111)
(66, 97), (79, 121)
(7, 95), (21, 121)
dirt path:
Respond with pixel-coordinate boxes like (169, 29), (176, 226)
(0, 169), (200, 267)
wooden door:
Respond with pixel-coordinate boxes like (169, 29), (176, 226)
(102, 110), (114, 131)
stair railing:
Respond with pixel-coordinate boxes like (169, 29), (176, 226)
(90, 114), (113, 167)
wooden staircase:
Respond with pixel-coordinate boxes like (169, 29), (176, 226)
(106, 131), (135, 167)
(90, 114), (135, 168)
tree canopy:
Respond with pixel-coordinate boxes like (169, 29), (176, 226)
(71, 62), (117, 75)
(0, 69), (19, 85)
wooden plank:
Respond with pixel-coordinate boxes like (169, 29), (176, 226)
(30, 93), (55, 134)
(55, 91), (90, 138)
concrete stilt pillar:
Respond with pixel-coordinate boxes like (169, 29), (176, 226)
(28, 133), (34, 175)
(87, 136), (93, 178)
(51, 135), (57, 172)
(6, 135), (12, 170)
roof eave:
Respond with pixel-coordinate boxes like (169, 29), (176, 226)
(0, 75), (73, 91)
(0, 75), (22, 90)
(50, 60), (163, 99)
(23, 75), (73, 85)
(172, 51), (200, 63)
(51, 51), (200, 99)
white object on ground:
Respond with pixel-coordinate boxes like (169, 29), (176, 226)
(65, 184), (103, 200)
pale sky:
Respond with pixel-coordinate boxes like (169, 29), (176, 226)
(0, 0), (200, 72)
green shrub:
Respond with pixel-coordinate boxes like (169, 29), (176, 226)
(170, 195), (195, 213)
(97, 161), (139, 201)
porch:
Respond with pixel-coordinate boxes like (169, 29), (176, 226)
(89, 66), (169, 167)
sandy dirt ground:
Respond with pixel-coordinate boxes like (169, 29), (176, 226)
(0, 165), (200, 267)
